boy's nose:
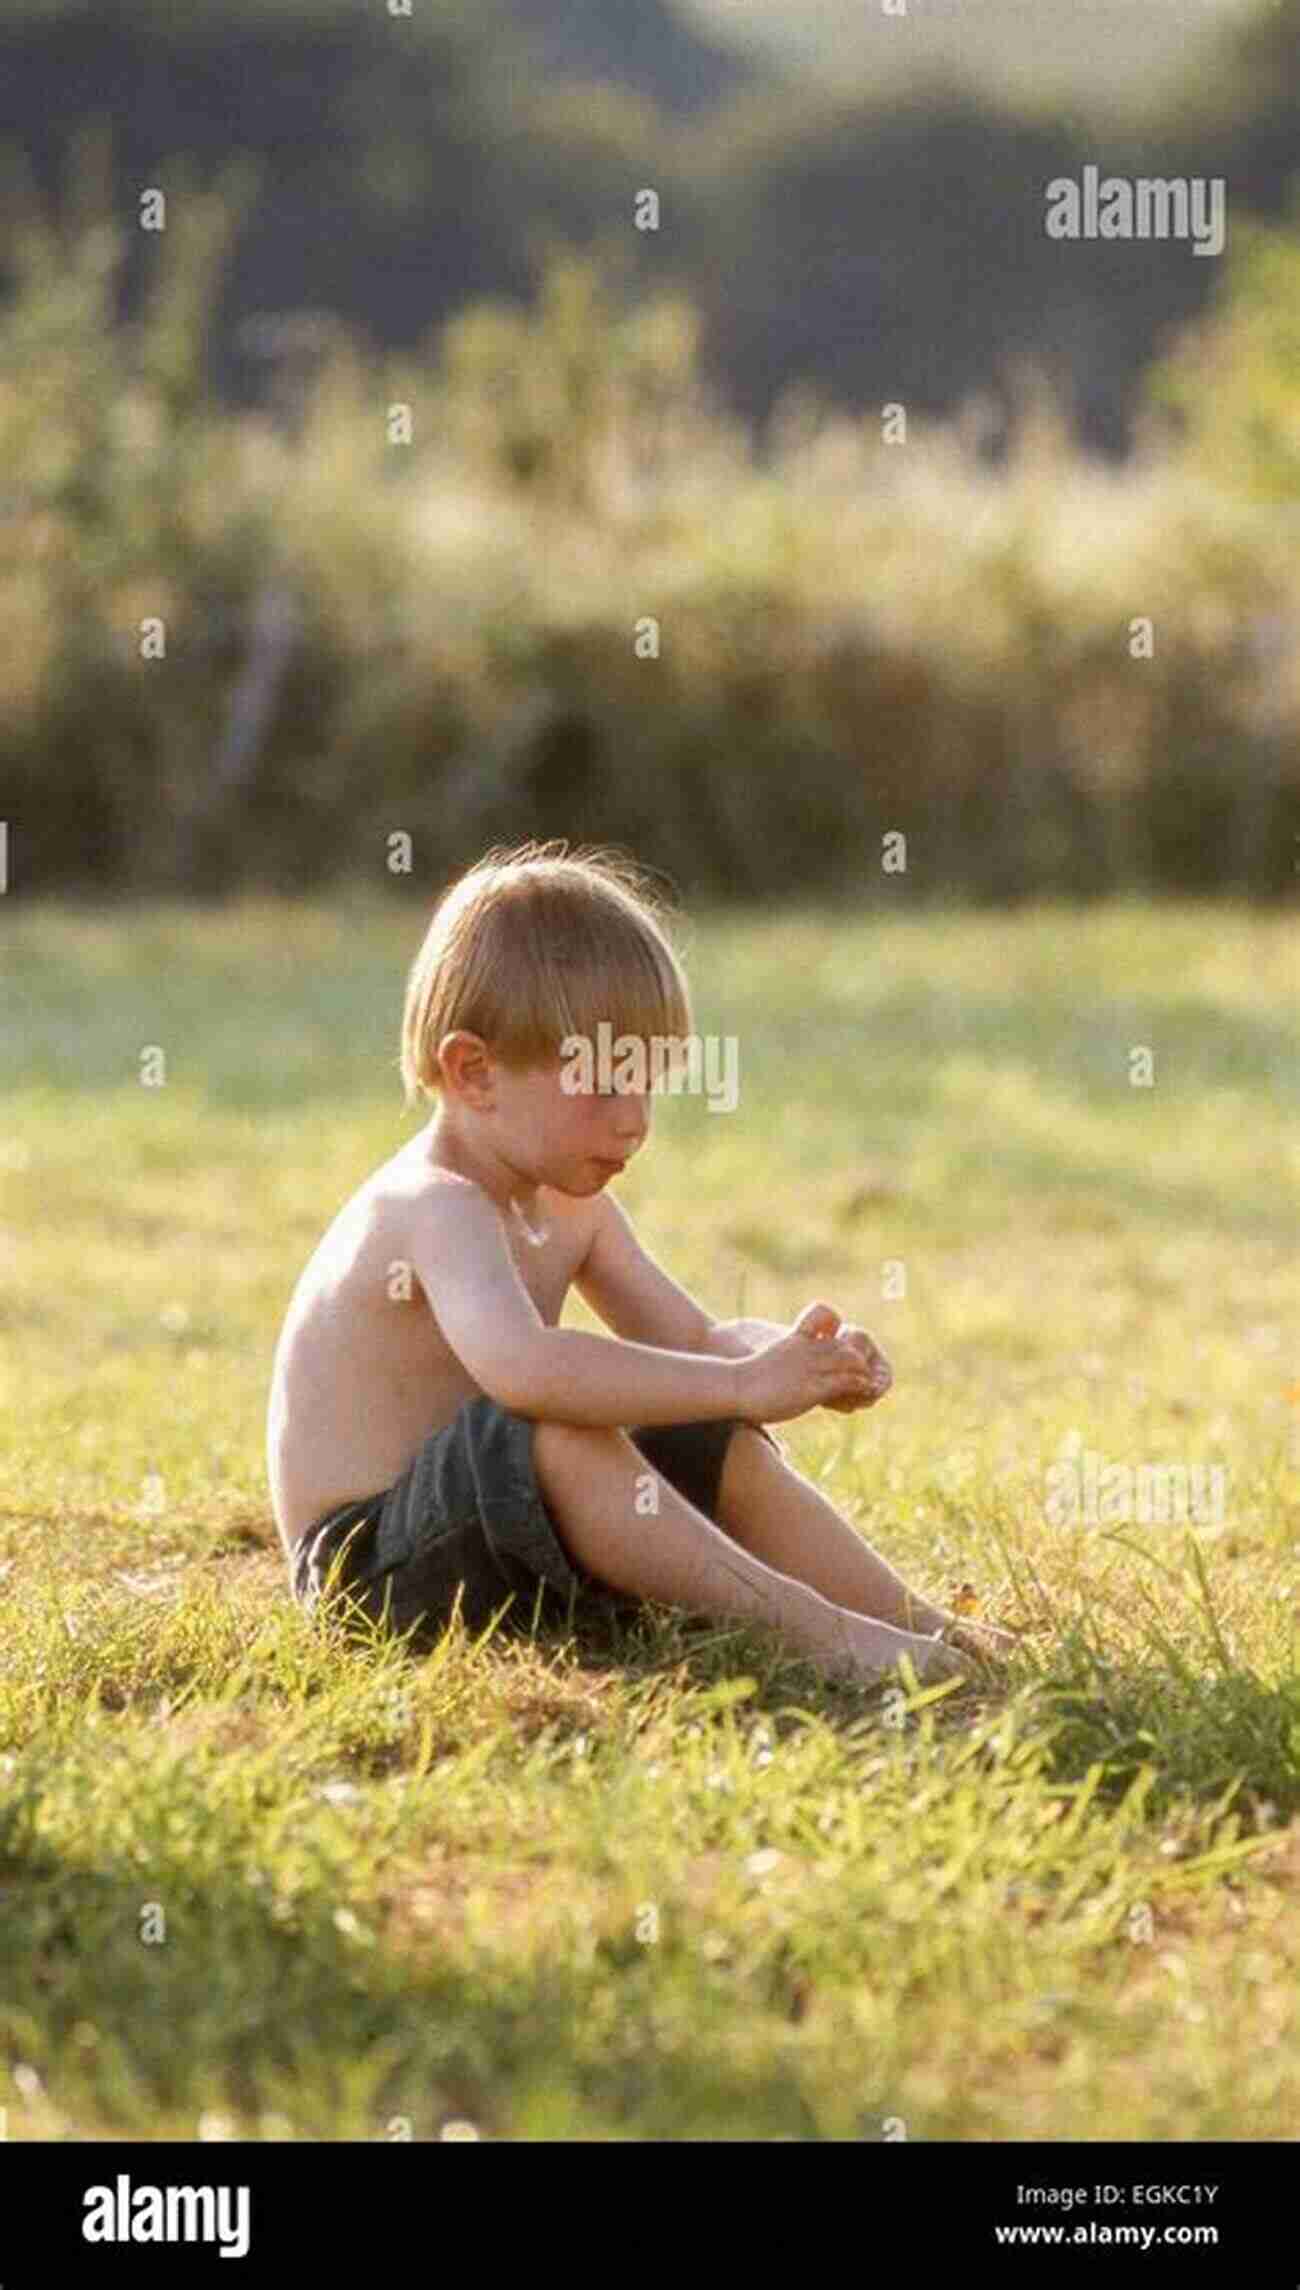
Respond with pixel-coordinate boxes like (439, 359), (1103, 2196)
(614, 1099), (649, 1146)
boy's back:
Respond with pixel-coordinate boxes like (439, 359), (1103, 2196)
(265, 1133), (595, 1559)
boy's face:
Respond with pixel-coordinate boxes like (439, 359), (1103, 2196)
(447, 1038), (652, 1195)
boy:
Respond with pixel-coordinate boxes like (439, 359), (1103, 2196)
(267, 842), (1017, 1687)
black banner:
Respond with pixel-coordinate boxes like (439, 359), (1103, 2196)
(0, 2140), (1287, 2280)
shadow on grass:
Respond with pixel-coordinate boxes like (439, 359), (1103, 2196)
(7, 1579), (1294, 2139)
(0, 1734), (848, 2142)
(444, 1585), (1300, 1842)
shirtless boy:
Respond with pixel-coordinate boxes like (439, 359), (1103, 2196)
(267, 841), (1017, 1687)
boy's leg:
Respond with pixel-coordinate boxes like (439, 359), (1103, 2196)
(530, 1420), (962, 1685)
(713, 1424), (954, 1635)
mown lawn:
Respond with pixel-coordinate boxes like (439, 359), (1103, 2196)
(0, 890), (1297, 2140)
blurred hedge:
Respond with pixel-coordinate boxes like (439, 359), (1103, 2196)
(2, 155), (1298, 904)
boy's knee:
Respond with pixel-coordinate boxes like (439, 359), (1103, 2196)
(717, 1419), (784, 1506)
(725, 1421), (781, 1462)
(533, 1419), (626, 1462)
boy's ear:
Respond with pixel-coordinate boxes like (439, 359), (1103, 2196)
(438, 1031), (494, 1103)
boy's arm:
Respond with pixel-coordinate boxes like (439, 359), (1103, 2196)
(700, 1317), (794, 1360)
(410, 1178), (742, 1428)
(573, 1197), (787, 1363)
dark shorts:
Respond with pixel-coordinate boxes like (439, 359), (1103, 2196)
(289, 1395), (783, 1651)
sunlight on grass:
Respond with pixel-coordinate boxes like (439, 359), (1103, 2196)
(0, 895), (1297, 2139)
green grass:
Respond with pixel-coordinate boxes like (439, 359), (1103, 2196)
(1, 891), (1297, 2140)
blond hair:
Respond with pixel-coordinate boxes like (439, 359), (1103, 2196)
(399, 840), (695, 1107)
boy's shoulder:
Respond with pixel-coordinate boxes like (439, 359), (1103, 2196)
(374, 1145), (595, 1248)
(361, 1146), (476, 1226)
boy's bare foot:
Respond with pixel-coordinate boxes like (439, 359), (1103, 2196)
(941, 1616), (1022, 1668)
(819, 1610), (970, 1688)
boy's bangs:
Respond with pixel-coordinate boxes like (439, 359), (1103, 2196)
(540, 943), (693, 1065)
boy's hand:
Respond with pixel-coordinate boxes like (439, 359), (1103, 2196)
(799, 1301), (893, 1412)
(734, 1301), (878, 1425)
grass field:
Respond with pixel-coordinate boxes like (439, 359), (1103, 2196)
(1, 891), (1297, 2141)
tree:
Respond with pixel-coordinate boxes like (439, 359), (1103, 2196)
(1143, 203), (1300, 506)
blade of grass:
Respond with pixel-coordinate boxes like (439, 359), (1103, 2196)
(1184, 1531), (1235, 1675)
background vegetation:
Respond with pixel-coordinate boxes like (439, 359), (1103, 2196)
(3, 165), (1299, 902)
(3, 0), (1298, 900)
